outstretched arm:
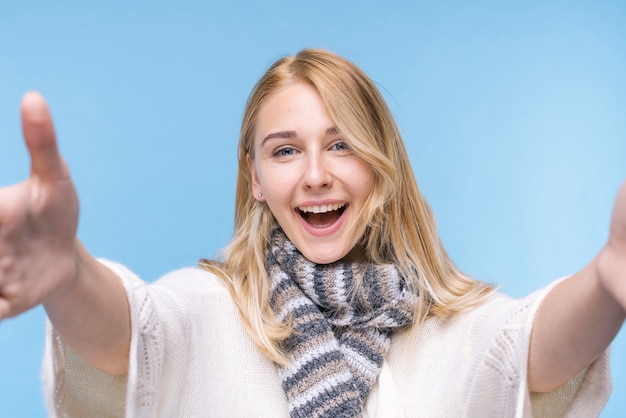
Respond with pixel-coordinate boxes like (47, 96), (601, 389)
(0, 92), (130, 375)
(528, 180), (626, 392)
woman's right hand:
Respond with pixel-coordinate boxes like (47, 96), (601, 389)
(0, 92), (79, 320)
(0, 92), (130, 375)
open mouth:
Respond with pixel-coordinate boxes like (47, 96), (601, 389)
(297, 203), (347, 228)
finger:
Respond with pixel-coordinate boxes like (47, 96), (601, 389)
(20, 91), (64, 182)
(0, 297), (10, 320)
(609, 180), (626, 249)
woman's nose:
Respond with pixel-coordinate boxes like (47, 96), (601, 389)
(302, 155), (332, 190)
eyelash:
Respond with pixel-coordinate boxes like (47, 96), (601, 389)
(271, 140), (351, 157)
(273, 147), (296, 157)
(331, 141), (350, 151)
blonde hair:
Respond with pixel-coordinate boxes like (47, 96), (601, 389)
(201, 49), (494, 363)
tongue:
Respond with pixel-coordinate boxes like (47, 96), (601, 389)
(304, 211), (340, 227)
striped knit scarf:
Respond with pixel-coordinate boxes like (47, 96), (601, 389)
(267, 229), (415, 418)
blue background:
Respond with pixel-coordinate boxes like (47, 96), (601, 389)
(0, 1), (624, 416)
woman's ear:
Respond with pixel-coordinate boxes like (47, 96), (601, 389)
(247, 154), (264, 201)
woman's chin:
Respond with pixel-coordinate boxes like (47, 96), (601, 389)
(299, 245), (366, 265)
(302, 253), (343, 265)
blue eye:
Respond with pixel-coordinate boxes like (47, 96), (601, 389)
(332, 141), (350, 151)
(274, 147), (296, 157)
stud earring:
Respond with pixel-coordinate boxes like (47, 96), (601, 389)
(257, 193), (263, 198)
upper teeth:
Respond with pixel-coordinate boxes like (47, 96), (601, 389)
(298, 203), (345, 214)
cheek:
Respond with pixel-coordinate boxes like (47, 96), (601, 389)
(258, 169), (294, 205)
(353, 164), (376, 196)
(361, 179), (375, 199)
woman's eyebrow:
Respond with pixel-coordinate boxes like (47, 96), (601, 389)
(261, 130), (296, 146)
(261, 127), (339, 146)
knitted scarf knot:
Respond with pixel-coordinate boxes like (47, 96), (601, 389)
(267, 229), (415, 418)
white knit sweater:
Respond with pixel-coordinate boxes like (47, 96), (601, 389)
(42, 261), (611, 417)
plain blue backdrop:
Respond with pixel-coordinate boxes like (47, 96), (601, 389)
(0, 1), (624, 416)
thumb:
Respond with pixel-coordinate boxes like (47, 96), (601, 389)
(609, 180), (626, 247)
(20, 91), (64, 181)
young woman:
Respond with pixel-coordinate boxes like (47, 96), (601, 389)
(1, 49), (624, 417)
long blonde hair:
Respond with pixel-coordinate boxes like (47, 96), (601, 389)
(201, 49), (493, 363)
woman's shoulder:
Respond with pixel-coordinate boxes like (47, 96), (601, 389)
(151, 266), (230, 298)
(440, 282), (553, 339)
(398, 279), (564, 353)
(464, 277), (568, 329)
(146, 266), (241, 331)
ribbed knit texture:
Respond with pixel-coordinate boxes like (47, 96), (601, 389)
(267, 229), (415, 418)
(43, 262), (613, 417)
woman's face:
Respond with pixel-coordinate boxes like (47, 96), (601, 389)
(248, 82), (375, 264)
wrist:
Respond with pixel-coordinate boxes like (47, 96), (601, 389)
(596, 245), (626, 314)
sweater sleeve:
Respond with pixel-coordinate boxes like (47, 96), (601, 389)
(41, 260), (188, 418)
(464, 279), (612, 418)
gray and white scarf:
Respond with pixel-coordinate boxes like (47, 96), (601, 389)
(267, 228), (415, 418)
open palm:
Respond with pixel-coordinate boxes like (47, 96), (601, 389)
(0, 92), (79, 319)
(598, 180), (626, 311)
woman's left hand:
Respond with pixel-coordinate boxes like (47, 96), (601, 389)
(529, 179), (626, 392)
(598, 180), (626, 311)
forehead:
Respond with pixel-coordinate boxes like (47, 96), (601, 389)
(255, 82), (334, 139)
